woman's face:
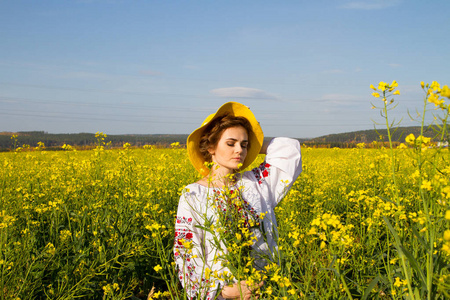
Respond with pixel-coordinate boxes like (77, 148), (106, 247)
(209, 126), (248, 175)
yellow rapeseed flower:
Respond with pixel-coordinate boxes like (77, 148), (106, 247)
(441, 85), (450, 98)
(154, 265), (162, 272)
(443, 230), (450, 241)
(445, 210), (450, 220)
(428, 93), (444, 107)
(421, 180), (432, 191)
(394, 277), (407, 287)
(271, 272), (281, 282)
(405, 134), (415, 145)
(430, 81), (441, 92)
(391, 80), (398, 88)
(378, 82), (387, 91)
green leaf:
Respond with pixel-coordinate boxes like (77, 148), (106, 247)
(400, 245), (427, 291)
(411, 226), (428, 252)
(382, 216), (401, 249)
(361, 276), (379, 300)
(414, 287), (421, 300)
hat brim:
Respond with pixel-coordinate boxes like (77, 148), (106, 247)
(187, 102), (264, 176)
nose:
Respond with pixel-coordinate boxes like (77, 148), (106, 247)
(235, 144), (243, 153)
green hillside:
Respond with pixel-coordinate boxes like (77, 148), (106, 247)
(1, 125), (448, 150)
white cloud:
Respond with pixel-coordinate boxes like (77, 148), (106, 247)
(388, 63), (401, 68)
(340, 0), (402, 10)
(318, 93), (363, 105)
(210, 87), (277, 100)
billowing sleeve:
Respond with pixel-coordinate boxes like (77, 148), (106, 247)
(251, 137), (302, 208)
(174, 188), (226, 300)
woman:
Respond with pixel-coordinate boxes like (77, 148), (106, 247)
(174, 102), (302, 299)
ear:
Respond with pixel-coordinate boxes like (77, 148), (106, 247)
(208, 147), (215, 156)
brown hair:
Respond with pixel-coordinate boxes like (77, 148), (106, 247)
(199, 113), (253, 163)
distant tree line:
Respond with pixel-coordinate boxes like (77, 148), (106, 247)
(0, 126), (447, 151)
(304, 126), (447, 148)
(0, 131), (190, 151)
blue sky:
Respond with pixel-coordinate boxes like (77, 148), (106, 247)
(1, 0), (449, 138)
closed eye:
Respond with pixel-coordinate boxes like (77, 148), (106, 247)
(226, 138), (248, 148)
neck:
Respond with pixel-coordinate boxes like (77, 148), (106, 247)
(206, 167), (236, 188)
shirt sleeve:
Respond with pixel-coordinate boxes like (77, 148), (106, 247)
(174, 188), (226, 300)
(251, 137), (302, 208)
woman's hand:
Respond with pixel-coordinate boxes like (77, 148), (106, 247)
(221, 280), (264, 299)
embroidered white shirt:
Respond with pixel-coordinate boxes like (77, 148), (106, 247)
(174, 137), (302, 299)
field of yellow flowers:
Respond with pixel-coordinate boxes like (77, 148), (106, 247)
(1, 81), (449, 299)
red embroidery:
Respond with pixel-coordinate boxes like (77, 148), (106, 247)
(176, 216), (193, 225)
(252, 161), (271, 184)
(174, 228), (194, 246)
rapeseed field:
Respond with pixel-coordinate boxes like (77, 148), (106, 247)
(1, 81), (449, 299)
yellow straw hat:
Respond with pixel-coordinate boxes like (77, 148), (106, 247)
(187, 102), (264, 176)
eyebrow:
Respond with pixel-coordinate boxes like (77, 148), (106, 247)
(226, 138), (248, 143)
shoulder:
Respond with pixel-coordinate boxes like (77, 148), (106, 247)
(180, 183), (206, 197)
(237, 169), (261, 186)
(177, 183), (208, 213)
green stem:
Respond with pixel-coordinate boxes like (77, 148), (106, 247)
(418, 92), (433, 299)
(383, 95), (399, 203)
(383, 90), (415, 298)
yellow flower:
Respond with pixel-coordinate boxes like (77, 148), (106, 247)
(391, 80), (398, 88)
(394, 277), (406, 287)
(443, 230), (450, 241)
(445, 210), (450, 220)
(405, 133), (415, 145)
(205, 268), (211, 279)
(428, 93), (444, 107)
(393, 90), (400, 95)
(182, 239), (193, 250)
(45, 243), (56, 256)
(421, 81), (425, 88)
(441, 85), (450, 98)
(372, 92), (380, 98)
(430, 81), (441, 92)
(421, 180), (432, 191)
(271, 272), (281, 282)
(370, 84), (377, 90)
(320, 241), (327, 249)
(153, 265), (162, 272)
